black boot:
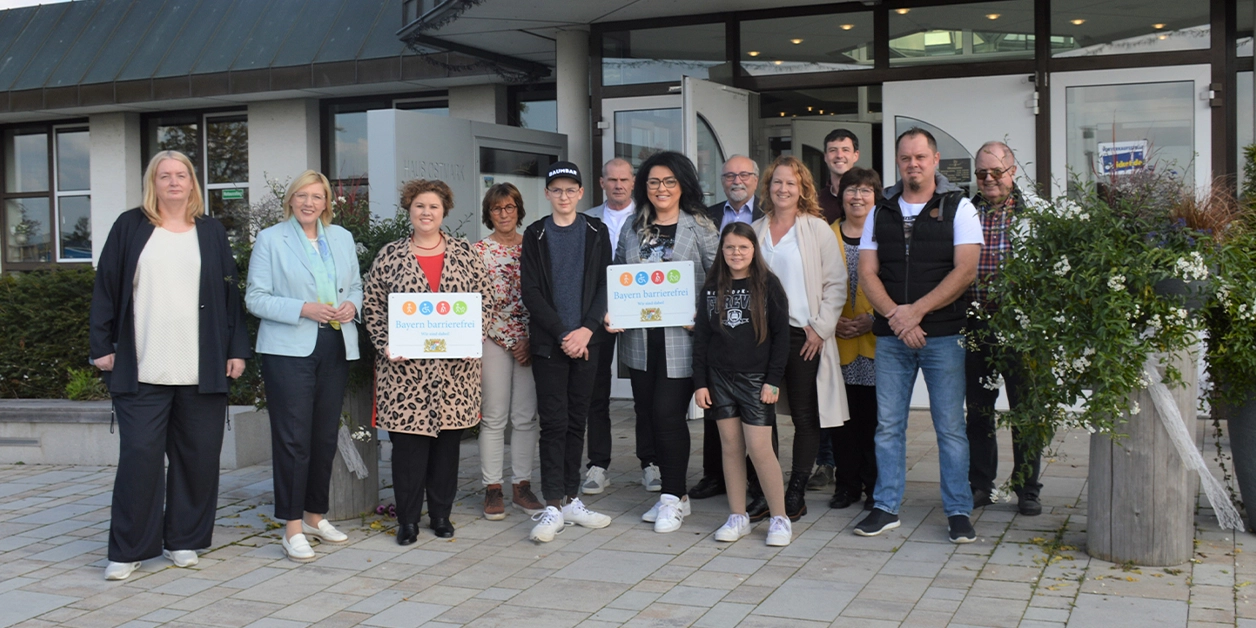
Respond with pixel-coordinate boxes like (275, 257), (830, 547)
(746, 481), (770, 523)
(785, 472), (808, 522)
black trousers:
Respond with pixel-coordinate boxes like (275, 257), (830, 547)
(965, 316), (1043, 496)
(109, 384), (227, 562)
(831, 383), (878, 499)
(261, 327), (350, 521)
(783, 326), (823, 477)
(628, 330), (693, 497)
(533, 344), (600, 501)
(390, 428), (463, 524)
(586, 340), (614, 470)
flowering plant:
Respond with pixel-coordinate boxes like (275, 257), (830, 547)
(978, 168), (1216, 454)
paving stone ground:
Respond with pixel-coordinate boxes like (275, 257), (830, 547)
(0, 401), (1251, 627)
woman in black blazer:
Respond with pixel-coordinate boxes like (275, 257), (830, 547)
(89, 150), (251, 581)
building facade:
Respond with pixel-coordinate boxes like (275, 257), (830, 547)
(0, 0), (1250, 272)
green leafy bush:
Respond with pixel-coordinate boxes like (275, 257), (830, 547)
(0, 268), (96, 398)
(65, 366), (108, 400)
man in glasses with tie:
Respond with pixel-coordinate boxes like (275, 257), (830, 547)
(963, 141), (1044, 517)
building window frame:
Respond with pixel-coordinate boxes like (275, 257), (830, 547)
(0, 118), (91, 270)
(140, 106), (249, 217)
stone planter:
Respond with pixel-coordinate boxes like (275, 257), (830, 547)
(1214, 391), (1256, 530)
(327, 382), (380, 520)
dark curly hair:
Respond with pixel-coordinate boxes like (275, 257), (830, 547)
(480, 183), (525, 230)
(399, 179), (453, 217)
(631, 150), (713, 233)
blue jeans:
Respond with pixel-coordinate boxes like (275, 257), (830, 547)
(871, 334), (972, 517)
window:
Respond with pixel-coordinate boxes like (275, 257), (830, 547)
(890, 0), (1038, 66)
(325, 94), (449, 186)
(145, 110), (249, 220)
(740, 13), (875, 76)
(2, 123), (91, 267)
(1052, 0), (1209, 58)
(602, 23), (726, 86)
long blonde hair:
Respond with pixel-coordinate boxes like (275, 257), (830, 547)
(758, 155), (822, 219)
(282, 170), (334, 226)
(141, 150), (204, 225)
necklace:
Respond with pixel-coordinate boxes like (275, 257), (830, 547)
(412, 234), (443, 251)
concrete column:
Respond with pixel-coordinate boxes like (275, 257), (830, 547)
(247, 99), (320, 206)
(89, 112), (142, 265)
(448, 84), (508, 124)
(556, 28), (591, 184)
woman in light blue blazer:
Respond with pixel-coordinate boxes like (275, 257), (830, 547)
(246, 170), (362, 562)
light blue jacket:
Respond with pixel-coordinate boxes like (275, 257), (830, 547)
(246, 221), (363, 359)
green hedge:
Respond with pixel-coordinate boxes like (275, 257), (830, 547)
(0, 268), (96, 398)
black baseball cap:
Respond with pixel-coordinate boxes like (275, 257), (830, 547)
(545, 161), (582, 187)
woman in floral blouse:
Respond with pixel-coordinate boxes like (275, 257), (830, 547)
(473, 183), (545, 520)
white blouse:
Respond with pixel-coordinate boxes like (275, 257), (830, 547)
(133, 226), (201, 385)
(761, 224), (811, 329)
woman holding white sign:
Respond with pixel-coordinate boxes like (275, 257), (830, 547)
(752, 155), (848, 522)
(609, 151), (718, 534)
(361, 179), (491, 545)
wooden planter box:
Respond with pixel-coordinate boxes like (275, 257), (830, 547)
(327, 383), (380, 521)
(1087, 350), (1198, 566)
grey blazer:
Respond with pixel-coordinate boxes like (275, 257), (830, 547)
(613, 211), (718, 378)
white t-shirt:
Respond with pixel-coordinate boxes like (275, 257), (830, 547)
(761, 225), (811, 328)
(133, 226), (201, 385)
(859, 195), (983, 251)
(598, 202), (634, 257)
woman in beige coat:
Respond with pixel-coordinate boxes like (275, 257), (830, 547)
(752, 155), (848, 521)
(362, 179), (491, 545)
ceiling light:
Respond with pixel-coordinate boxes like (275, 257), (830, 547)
(1152, 23), (1166, 29)
(986, 13), (1000, 20)
(840, 24), (855, 30)
(807, 106), (813, 111)
(790, 38), (804, 44)
(818, 109), (824, 114)
(895, 8), (910, 14)
(748, 50), (761, 57)
(773, 60), (783, 65)
(1070, 18), (1085, 25)
(780, 112), (786, 117)
(1158, 34), (1168, 40)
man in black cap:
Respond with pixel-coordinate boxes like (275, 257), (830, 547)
(521, 161), (615, 542)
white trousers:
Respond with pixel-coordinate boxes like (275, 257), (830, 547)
(478, 339), (538, 485)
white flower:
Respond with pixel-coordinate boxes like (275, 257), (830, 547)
(1053, 315), (1066, 324)
(982, 375), (1003, 390)
(1130, 401), (1141, 415)
(1077, 212), (1090, 221)
(1053, 257), (1071, 276)
(1107, 273), (1125, 291)
(1174, 251), (1209, 281)
(337, 196), (347, 204)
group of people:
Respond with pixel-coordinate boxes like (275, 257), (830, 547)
(88, 124), (1044, 580)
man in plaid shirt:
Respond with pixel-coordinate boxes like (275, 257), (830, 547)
(964, 141), (1044, 517)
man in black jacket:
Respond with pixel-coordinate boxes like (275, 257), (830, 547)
(853, 128), (982, 544)
(521, 162), (615, 543)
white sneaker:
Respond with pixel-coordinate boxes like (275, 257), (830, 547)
(714, 513), (751, 542)
(282, 533), (316, 562)
(582, 466), (609, 495)
(104, 561), (141, 581)
(766, 515), (792, 547)
(642, 493), (692, 522)
(653, 494), (687, 533)
(529, 506), (565, 543)
(562, 497), (612, 529)
(302, 519), (349, 544)
(642, 464), (662, 492)
(162, 549), (198, 567)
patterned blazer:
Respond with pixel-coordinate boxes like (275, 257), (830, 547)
(362, 236), (491, 437)
(613, 211), (718, 378)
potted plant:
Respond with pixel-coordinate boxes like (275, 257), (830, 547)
(979, 165), (1241, 564)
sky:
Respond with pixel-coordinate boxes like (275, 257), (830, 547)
(0, 0), (73, 9)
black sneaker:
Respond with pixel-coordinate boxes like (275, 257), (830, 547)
(1018, 494), (1042, 516)
(687, 476), (726, 500)
(972, 488), (994, 509)
(948, 515), (976, 543)
(853, 508), (900, 537)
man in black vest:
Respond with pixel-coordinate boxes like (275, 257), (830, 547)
(853, 128), (983, 543)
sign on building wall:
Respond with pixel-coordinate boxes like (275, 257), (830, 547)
(1097, 140), (1148, 175)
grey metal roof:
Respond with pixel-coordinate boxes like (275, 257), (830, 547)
(0, 0), (487, 115)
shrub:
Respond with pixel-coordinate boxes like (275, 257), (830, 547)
(65, 367), (108, 400)
(0, 268), (96, 398)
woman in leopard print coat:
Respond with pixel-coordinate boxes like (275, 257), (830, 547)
(362, 178), (492, 545)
